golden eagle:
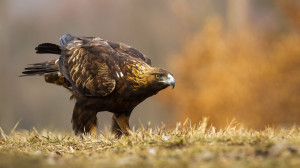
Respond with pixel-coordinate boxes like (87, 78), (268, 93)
(21, 34), (175, 137)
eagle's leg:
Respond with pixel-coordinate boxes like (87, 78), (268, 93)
(72, 100), (98, 136)
(111, 113), (130, 138)
(111, 116), (122, 138)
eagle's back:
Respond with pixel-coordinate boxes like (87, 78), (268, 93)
(58, 34), (153, 98)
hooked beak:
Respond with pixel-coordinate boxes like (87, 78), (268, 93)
(166, 74), (175, 89)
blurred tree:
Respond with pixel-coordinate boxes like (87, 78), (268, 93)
(161, 16), (300, 129)
(276, 0), (300, 32)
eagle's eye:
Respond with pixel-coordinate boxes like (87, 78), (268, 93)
(155, 74), (160, 79)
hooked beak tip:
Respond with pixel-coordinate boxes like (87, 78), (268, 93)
(167, 74), (175, 89)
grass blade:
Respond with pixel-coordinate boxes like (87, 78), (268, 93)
(10, 119), (22, 135)
(0, 127), (7, 141)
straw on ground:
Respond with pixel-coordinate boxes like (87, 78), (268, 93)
(0, 119), (300, 168)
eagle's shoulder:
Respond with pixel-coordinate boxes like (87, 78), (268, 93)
(107, 41), (152, 66)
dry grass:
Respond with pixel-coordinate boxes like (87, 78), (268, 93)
(1, 119), (300, 168)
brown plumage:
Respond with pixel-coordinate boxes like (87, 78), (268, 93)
(21, 34), (175, 137)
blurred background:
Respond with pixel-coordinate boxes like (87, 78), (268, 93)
(0, 0), (300, 133)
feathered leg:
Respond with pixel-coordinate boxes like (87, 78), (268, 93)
(111, 113), (131, 138)
(72, 100), (98, 135)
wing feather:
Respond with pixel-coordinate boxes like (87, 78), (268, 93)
(59, 36), (118, 96)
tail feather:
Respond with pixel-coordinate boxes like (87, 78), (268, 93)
(20, 60), (59, 77)
(21, 42), (61, 77)
(35, 43), (61, 54)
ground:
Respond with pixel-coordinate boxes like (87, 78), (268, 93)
(0, 119), (300, 168)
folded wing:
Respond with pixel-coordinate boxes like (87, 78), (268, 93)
(59, 34), (118, 96)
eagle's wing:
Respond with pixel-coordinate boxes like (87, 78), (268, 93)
(59, 34), (121, 96)
(107, 41), (152, 66)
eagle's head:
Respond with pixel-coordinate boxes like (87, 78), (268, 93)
(145, 68), (175, 93)
(125, 62), (175, 96)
